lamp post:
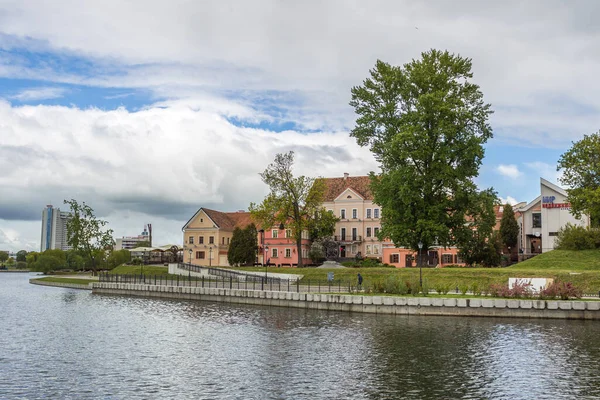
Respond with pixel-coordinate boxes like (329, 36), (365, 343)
(418, 241), (423, 289)
(209, 246), (212, 267)
(507, 246), (511, 266)
(188, 248), (192, 265)
(264, 245), (269, 284)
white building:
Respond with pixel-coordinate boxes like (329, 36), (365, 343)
(517, 178), (589, 254)
(40, 205), (72, 252)
(114, 225), (151, 250)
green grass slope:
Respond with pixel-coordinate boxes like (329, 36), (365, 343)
(510, 250), (600, 271)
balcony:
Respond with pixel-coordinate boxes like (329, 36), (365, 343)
(334, 235), (362, 243)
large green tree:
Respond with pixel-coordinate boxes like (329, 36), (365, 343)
(250, 152), (335, 268)
(557, 132), (600, 226)
(349, 49), (494, 252)
(64, 199), (115, 274)
(0, 251), (8, 265)
(228, 223), (258, 266)
(499, 203), (519, 250)
(16, 250), (27, 262)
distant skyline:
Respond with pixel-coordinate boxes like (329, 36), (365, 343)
(1, 0), (599, 252)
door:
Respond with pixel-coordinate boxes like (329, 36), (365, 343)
(340, 245), (346, 258)
(405, 254), (413, 267)
(352, 228), (357, 241)
(341, 228), (346, 241)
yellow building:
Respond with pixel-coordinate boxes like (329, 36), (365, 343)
(182, 208), (254, 267)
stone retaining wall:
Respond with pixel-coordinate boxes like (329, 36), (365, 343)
(30, 279), (93, 290)
(92, 282), (600, 320)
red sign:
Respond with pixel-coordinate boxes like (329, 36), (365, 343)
(542, 203), (570, 209)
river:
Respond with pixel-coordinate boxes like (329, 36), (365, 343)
(1, 273), (600, 399)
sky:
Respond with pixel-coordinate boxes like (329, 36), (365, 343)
(0, 0), (599, 252)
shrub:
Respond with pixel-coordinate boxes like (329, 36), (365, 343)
(555, 224), (600, 250)
(540, 281), (583, 300)
(16, 261), (27, 269)
(459, 284), (470, 295)
(131, 258), (143, 265)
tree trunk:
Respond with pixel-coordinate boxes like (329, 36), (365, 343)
(296, 236), (303, 268)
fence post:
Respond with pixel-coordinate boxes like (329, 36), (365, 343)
(177, 274), (179, 287)
(297, 279), (299, 293)
(230, 277), (232, 289)
(202, 276), (205, 288)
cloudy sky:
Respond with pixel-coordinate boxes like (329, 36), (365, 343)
(0, 0), (598, 252)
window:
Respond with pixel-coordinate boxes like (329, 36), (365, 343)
(373, 245), (380, 254)
(222, 237), (225, 245)
(189, 236), (194, 244)
(442, 254), (453, 264)
(199, 236), (204, 244)
(285, 248), (291, 258)
(341, 228), (346, 240)
(532, 213), (542, 228)
(366, 227), (372, 238)
(227, 237), (230, 244)
(272, 229), (278, 238)
(341, 209), (346, 219)
(285, 229), (292, 238)
(390, 254), (399, 263)
(352, 209), (357, 219)
(549, 232), (558, 236)
(209, 236), (214, 244)
(197, 251), (205, 259)
(272, 248), (278, 258)
(374, 227), (379, 238)
(456, 254), (463, 264)
(366, 209), (372, 219)
(301, 230), (309, 239)
(366, 245), (372, 254)
(302, 249), (308, 259)
(351, 245), (357, 254)
(352, 228), (357, 240)
(374, 208), (380, 218)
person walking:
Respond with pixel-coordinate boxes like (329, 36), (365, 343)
(357, 273), (363, 290)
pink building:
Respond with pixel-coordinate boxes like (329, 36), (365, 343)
(259, 225), (312, 267)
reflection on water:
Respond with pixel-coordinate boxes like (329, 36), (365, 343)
(1, 273), (600, 399)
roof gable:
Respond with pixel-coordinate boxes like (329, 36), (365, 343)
(334, 187), (365, 201)
(183, 208), (256, 231)
(541, 178), (568, 197)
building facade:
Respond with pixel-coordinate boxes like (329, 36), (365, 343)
(115, 225), (152, 250)
(517, 178), (589, 254)
(321, 173), (384, 259)
(182, 208), (311, 267)
(40, 205), (72, 252)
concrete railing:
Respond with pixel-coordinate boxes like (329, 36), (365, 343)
(92, 282), (600, 320)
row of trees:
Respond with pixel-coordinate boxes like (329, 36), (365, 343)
(25, 248), (131, 274)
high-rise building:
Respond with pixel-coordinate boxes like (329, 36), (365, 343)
(40, 205), (72, 252)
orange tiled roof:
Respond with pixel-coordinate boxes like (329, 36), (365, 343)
(320, 175), (373, 201)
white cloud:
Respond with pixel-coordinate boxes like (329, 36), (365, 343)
(0, 1), (598, 141)
(0, 100), (378, 251)
(498, 196), (520, 206)
(496, 164), (522, 179)
(10, 87), (68, 102)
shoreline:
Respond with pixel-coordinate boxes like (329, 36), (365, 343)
(91, 282), (600, 320)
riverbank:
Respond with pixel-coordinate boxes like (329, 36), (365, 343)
(92, 282), (600, 320)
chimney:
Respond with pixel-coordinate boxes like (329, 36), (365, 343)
(343, 172), (349, 180)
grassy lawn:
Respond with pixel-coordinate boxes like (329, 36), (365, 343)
(230, 250), (600, 292)
(109, 265), (171, 276)
(32, 277), (97, 285)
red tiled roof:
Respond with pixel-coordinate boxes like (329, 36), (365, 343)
(320, 175), (373, 201)
(202, 208), (258, 230)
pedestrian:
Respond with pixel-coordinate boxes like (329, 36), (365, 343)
(357, 273), (363, 290)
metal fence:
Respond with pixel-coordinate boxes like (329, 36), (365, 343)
(98, 273), (355, 293)
(176, 263), (282, 283)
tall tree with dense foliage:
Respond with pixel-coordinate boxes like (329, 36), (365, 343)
(0, 251), (8, 265)
(228, 224), (258, 266)
(557, 132), (600, 226)
(64, 199), (115, 274)
(499, 203), (519, 250)
(16, 250), (27, 262)
(349, 49), (494, 252)
(250, 152), (335, 268)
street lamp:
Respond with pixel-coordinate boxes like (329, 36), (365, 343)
(188, 248), (192, 265)
(209, 246), (212, 267)
(507, 246), (511, 266)
(264, 245), (269, 283)
(418, 241), (423, 290)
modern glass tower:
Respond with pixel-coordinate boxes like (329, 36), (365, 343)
(40, 205), (72, 252)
